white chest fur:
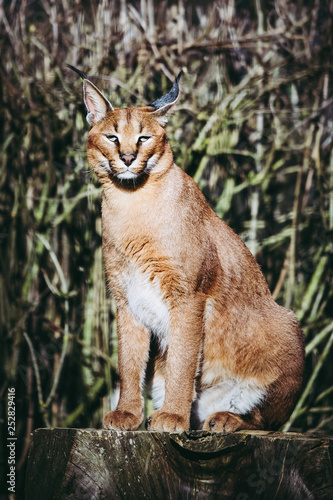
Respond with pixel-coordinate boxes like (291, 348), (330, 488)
(125, 269), (170, 352)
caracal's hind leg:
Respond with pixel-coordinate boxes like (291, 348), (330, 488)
(202, 374), (303, 433)
(202, 410), (262, 432)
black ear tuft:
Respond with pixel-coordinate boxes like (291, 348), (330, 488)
(67, 64), (88, 80)
(149, 71), (183, 111)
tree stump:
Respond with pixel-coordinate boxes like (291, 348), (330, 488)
(25, 428), (333, 499)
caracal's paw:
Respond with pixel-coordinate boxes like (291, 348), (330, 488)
(102, 410), (142, 431)
(203, 411), (249, 433)
(146, 410), (189, 432)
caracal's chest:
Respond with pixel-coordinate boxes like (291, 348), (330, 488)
(121, 264), (170, 352)
(103, 196), (175, 352)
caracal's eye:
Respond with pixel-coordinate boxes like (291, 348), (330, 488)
(106, 135), (118, 142)
(138, 136), (150, 143)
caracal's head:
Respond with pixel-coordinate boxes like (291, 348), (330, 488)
(68, 66), (182, 186)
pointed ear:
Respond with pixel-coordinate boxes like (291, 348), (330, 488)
(149, 105), (176, 126)
(149, 71), (183, 126)
(83, 80), (113, 126)
(67, 65), (113, 126)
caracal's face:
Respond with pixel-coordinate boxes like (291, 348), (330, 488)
(87, 108), (167, 183)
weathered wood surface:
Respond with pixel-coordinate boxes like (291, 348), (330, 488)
(25, 428), (333, 499)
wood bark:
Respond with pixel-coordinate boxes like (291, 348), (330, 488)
(25, 428), (333, 499)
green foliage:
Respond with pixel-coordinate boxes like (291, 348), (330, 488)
(0, 0), (333, 491)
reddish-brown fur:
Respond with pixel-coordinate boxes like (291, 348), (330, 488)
(75, 72), (304, 432)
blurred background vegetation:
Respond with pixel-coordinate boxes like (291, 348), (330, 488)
(0, 0), (333, 497)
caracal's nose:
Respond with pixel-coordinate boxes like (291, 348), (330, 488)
(120, 153), (136, 166)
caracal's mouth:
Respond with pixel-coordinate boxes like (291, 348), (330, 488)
(102, 159), (152, 183)
(111, 162), (152, 181)
(116, 169), (138, 180)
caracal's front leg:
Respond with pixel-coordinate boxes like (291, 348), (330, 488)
(146, 297), (204, 432)
(103, 304), (150, 430)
